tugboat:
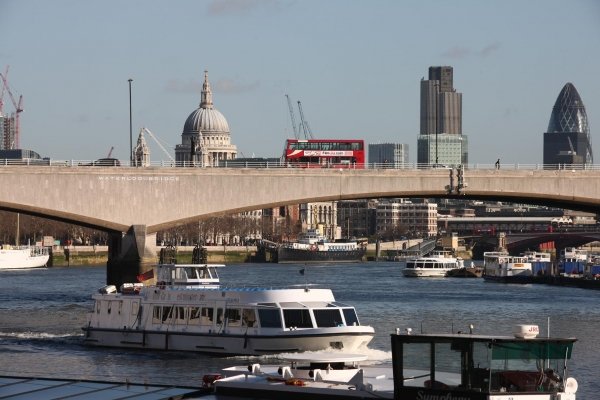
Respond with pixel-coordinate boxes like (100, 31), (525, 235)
(82, 262), (374, 355)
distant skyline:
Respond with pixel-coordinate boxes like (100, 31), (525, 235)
(1, 0), (599, 164)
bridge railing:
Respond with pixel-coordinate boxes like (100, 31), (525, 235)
(2, 158), (600, 171)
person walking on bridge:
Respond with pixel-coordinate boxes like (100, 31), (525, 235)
(495, 158), (500, 169)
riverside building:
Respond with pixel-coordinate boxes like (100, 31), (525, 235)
(417, 66), (468, 166)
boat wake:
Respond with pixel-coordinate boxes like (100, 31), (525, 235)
(224, 346), (392, 365)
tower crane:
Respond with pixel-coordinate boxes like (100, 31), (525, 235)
(285, 94), (300, 139)
(0, 66), (7, 117)
(0, 67), (24, 149)
(297, 100), (314, 140)
(141, 127), (175, 162)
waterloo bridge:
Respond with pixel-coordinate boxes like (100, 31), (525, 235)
(0, 163), (599, 286)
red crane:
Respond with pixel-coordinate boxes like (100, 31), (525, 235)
(0, 66), (24, 149)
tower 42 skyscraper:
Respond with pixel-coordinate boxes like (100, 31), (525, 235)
(417, 66), (468, 167)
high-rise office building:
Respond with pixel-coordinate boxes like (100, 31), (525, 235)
(417, 66), (467, 166)
(543, 83), (592, 167)
(368, 143), (409, 167)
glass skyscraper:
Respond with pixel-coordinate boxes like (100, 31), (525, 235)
(543, 83), (592, 167)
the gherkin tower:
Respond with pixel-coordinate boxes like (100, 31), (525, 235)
(543, 83), (592, 167)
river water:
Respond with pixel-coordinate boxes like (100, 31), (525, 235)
(0, 262), (598, 398)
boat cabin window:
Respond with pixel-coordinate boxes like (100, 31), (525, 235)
(257, 308), (282, 328)
(201, 307), (214, 325)
(314, 309), (343, 327)
(280, 302), (306, 309)
(157, 306), (172, 323)
(242, 309), (257, 327)
(208, 267), (219, 279)
(131, 301), (139, 316)
(225, 308), (242, 327)
(283, 309), (313, 328)
(189, 307), (201, 325)
(342, 308), (359, 326)
(174, 306), (186, 324)
(216, 308), (224, 325)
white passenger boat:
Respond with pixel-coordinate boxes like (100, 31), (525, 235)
(0, 245), (49, 269)
(82, 263), (374, 355)
(212, 324), (579, 400)
(483, 252), (534, 283)
(402, 250), (463, 277)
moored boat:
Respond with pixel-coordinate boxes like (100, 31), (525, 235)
(212, 323), (579, 400)
(402, 250), (463, 277)
(82, 263), (374, 355)
(277, 229), (366, 263)
(0, 245), (49, 270)
(483, 251), (534, 283)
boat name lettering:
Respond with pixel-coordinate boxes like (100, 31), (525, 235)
(98, 176), (180, 182)
(416, 392), (471, 400)
(176, 293), (204, 301)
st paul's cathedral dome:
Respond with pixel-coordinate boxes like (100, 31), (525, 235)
(175, 71), (237, 166)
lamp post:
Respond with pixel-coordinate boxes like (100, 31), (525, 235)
(128, 78), (133, 166)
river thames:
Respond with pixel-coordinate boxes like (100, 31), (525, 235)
(0, 262), (598, 398)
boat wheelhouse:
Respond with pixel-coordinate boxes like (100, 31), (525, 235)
(402, 250), (463, 277)
(83, 263), (374, 355)
(212, 324), (578, 400)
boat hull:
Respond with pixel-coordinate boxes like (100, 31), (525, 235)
(483, 275), (534, 284)
(0, 248), (49, 269)
(402, 269), (451, 277)
(82, 327), (374, 356)
(277, 247), (366, 264)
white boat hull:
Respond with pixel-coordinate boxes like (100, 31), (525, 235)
(402, 268), (452, 277)
(0, 248), (49, 269)
(82, 326), (374, 355)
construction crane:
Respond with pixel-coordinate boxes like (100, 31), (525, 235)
(0, 66), (24, 149)
(285, 94), (300, 139)
(297, 100), (314, 140)
(141, 127), (175, 162)
(0, 66), (7, 117)
(106, 146), (114, 158)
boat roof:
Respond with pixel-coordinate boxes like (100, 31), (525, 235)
(158, 263), (225, 268)
(0, 376), (207, 400)
(392, 332), (577, 344)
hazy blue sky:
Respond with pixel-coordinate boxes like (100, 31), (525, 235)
(1, 0), (599, 164)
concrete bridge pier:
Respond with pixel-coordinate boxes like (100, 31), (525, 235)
(107, 225), (157, 288)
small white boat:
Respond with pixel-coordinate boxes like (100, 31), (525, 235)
(212, 324), (579, 400)
(483, 252), (533, 283)
(402, 250), (463, 277)
(82, 263), (374, 355)
(0, 245), (49, 269)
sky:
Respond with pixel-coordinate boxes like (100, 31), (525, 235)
(1, 0), (599, 164)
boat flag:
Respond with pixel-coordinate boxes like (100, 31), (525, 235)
(137, 269), (154, 282)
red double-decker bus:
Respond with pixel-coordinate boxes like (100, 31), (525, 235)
(283, 139), (365, 168)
